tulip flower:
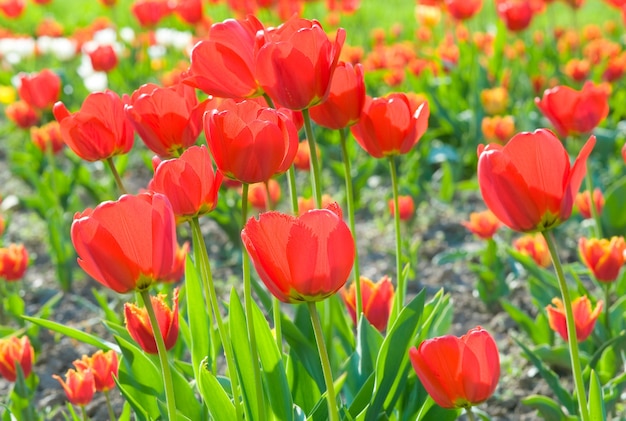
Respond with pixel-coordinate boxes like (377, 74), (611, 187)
(496, 0), (534, 32)
(579, 236), (626, 282)
(342, 276), (394, 331)
(293, 140), (312, 171)
(388, 195), (415, 221)
(444, 0), (483, 21)
(0, 336), (34, 382)
(535, 81), (609, 138)
(350, 93), (429, 158)
(513, 233), (551, 268)
(298, 194), (334, 215)
(174, 0), (203, 24)
(17, 69), (61, 110)
(5, 101), (39, 129)
(462, 210), (501, 240)
(256, 16), (346, 110)
(73, 350), (119, 392)
(409, 326), (500, 409)
(247, 179), (281, 211)
(125, 289), (179, 354)
(480, 86), (509, 115)
(574, 188), (604, 219)
(186, 16), (264, 99)
(481, 115), (515, 145)
(546, 296), (602, 342)
(54, 90), (134, 162)
(131, 0), (171, 27)
(0, 244), (29, 281)
(53, 368), (96, 406)
(309, 62), (366, 130)
(204, 99), (299, 184)
(30, 121), (64, 154)
(126, 83), (210, 158)
(477, 129), (595, 232)
(0, 0), (25, 18)
(87, 44), (118, 72)
(71, 192), (187, 293)
(241, 203), (355, 303)
(149, 145), (223, 222)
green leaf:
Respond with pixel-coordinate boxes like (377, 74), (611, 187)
(197, 359), (236, 421)
(91, 288), (122, 324)
(282, 310), (325, 392)
(22, 315), (118, 351)
(183, 256), (211, 379)
(601, 175), (626, 236)
(521, 395), (576, 421)
(587, 370), (606, 421)
(500, 300), (550, 346)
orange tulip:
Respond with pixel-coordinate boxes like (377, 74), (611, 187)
(124, 289), (179, 354)
(30, 121), (64, 154)
(71, 193), (187, 293)
(513, 233), (551, 268)
(579, 236), (626, 282)
(462, 210), (501, 240)
(535, 81), (609, 138)
(409, 326), (500, 409)
(0, 336), (34, 382)
(480, 86), (508, 115)
(481, 115), (515, 145)
(53, 368), (96, 406)
(342, 276), (394, 331)
(350, 93), (429, 158)
(73, 350), (119, 392)
(0, 244), (29, 281)
(574, 188), (604, 219)
(477, 129), (595, 232)
(54, 90), (134, 162)
(242, 203), (355, 303)
(256, 16), (346, 110)
(546, 296), (601, 342)
(17, 69), (61, 111)
(388, 195), (415, 221)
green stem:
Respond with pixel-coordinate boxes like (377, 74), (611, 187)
(263, 181), (283, 354)
(241, 183), (267, 421)
(287, 166), (299, 215)
(308, 302), (340, 421)
(104, 390), (116, 421)
(139, 289), (177, 421)
(584, 170), (602, 239)
(190, 218), (244, 420)
(542, 231), (590, 421)
(604, 283), (611, 339)
(302, 108), (323, 208)
(339, 128), (362, 319)
(389, 156), (404, 318)
(81, 405), (89, 421)
(465, 406), (477, 421)
(105, 157), (127, 195)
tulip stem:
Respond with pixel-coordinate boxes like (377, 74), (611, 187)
(465, 406), (477, 421)
(584, 170), (603, 239)
(389, 156), (404, 319)
(105, 157), (127, 195)
(542, 231), (590, 421)
(287, 166), (299, 214)
(302, 108), (323, 208)
(241, 183), (267, 421)
(81, 405), (89, 421)
(104, 390), (116, 421)
(139, 289), (177, 421)
(308, 302), (340, 421)
(339, 128), (363, 319)
(190, 217), (244, 421)
(264, 181), (283, 355)
(604, 283), (612, 339)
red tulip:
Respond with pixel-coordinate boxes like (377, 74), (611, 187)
(579, 236), (626, 282)
(126, 83), (209, 158)
(131, 0), (171, 27)
(18, 69), (61, 110)
(53, 369), (96, 406)
(309, 62), (366, 129)
(73, 350), (119, 392)
(247, 179), (281, 211)
(409, 326), (500, 409)
(547, 296), (602, 342)
(342, 276), (394, 331)
(186, 16), (264, 99)
(0, 244), (29, 281)
(241, 203), (355, 303)
(125, 289), (179, 354)
(444, 0), (482, 21)
(204, 99), (299, 184)
(350, 93), (429, 158)
(0, 0), (25, 18)
(496, 0), (534, 32)
(256, 16), (346, 110)
(0, 336), (34, 382)
(535, 81), (609, 138)
(574, 188), (604, 219)
(477, 129), (595, 232)
(88, 44), (118, 72)
(54, 90), (134, 162)
(30, 121), (64, 154)
(462, 210), (501, 240)
(388, 195), (415, 221)
(149, 145), (223, 222)
(174, 0), (203, 24)
(5, 101), (39, 129)
(71, 193), (187, 293)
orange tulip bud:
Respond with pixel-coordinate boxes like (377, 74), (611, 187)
(0, 336), (34, 382)
(574, 188), (604, 219)
(73, 350), (119, 392)
(462, 210), (501, 240)
(578, 236), (626, 282)
(53, 368), (96, 406)
(546, 296), (602, 342)
(513, 233), (551, 268)
(125, 289), (179, 354)
(341, 276), (394, 331)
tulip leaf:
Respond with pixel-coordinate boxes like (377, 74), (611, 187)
(197, 359), (236, 421)
(601, 175), (626, 236)
(415, 396), (460, 421)
(521, 395), (576, 421)
(21, 315), (118, 351)
(287, 349), (322, 414)
(514, 338), (577, 413)
(587, 369), (606, 420)
(229, 288), (260, 421)
(500, 300), (550, 346)
(183, 256), (211, 380)
(251, 299), (293, 421)
(365, 290), (426, 420)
